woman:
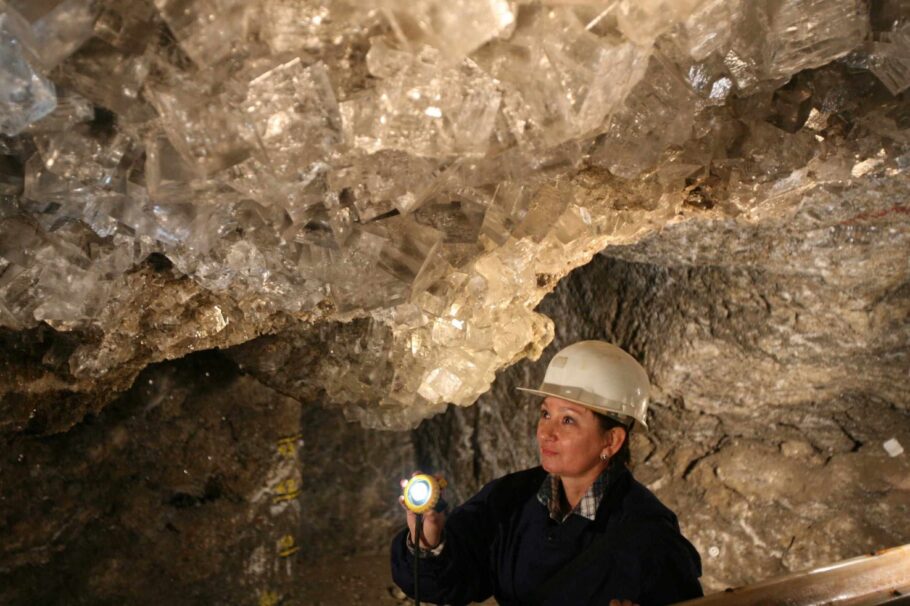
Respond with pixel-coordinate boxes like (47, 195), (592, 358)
(391, 341), (703, 606)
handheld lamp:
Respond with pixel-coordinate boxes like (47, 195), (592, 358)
(402, 473), (447, 514)
(401, 473), (447, 606)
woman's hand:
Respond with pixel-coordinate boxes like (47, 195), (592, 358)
(399, 474), (446, 549)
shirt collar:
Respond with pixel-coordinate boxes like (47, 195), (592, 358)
(536, 466), (612, 522)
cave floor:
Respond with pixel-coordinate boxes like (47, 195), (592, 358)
(298, 554), (496, 605)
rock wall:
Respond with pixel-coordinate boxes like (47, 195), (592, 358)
(0, 351), (412, 605)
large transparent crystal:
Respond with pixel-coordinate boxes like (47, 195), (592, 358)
(242, 59), (342, 180)
(375, 0), (515, 62)
(682, 0), (739, 61)
(480, 7), (649, 149)
(34, 124), (131, 186)
(615, 0), (707, 47)
(11, 0), (97, 69)
(58, 37), (153, 118)
(766, 0), (867, 78)
(152, 0), (255, 68)
(146, 76), (254, 176)
(25, 89), (93, 133)
(592, 53), (700, 179)
(864, 22), (910, 94)
(0, 5), (56, 135)
(341, 44), (501, 157)
(328, 150), (440, 219)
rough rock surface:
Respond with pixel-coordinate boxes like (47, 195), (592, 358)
(0, 347), (416, 605)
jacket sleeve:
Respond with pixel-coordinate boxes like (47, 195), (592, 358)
(637, 533), (704, 606)
(390, 478), (502, 606)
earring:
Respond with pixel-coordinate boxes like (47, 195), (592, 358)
(600, 453), (608, 461)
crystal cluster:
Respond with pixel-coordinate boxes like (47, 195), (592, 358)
(0, 0), (900, 427)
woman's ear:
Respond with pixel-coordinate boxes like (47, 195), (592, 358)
(605, 426), (627, 457)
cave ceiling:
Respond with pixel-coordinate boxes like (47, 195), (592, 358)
(1, 0), (909, 434)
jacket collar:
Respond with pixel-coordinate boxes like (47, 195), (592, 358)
(536, 465), (628, 522)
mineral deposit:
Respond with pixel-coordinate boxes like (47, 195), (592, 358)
(1, 0), (907, 430)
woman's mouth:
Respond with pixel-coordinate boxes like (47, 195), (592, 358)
(541, 448), (557, 457)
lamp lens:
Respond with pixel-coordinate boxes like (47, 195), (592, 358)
(408, 480), (431, 505)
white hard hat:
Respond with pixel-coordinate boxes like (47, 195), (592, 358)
(517, 341), (651, 429)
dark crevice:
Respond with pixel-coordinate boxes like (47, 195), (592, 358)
(365, 208), (400, 223)
(144, 252), (174, 272)
(640, 439), (658, 465)
(834, 417), (864, 452)
(470, 407), (483, 484)
(167, 476), (224, 509)
(224, 418), (240, 444)
(167, 493), (198, 508)
(682, 437), (727, 480)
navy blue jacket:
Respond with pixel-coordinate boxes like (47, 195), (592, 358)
(391, 466), (703, 605)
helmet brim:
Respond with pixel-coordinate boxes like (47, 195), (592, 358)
(517, 386), (648, 430)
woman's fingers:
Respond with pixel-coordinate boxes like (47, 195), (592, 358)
(417, 514), (445, 548)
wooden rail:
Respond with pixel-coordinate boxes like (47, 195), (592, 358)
(676, 544), (910, 606)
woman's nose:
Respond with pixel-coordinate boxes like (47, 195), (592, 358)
(537, 419), (556, 441)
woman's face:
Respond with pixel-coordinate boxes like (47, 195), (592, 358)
(536, 396), (610, 478)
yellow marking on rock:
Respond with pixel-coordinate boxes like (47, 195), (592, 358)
(276, 434), (302, 457)
(272, 478), (300, 503)
(277, 533), (300, 556)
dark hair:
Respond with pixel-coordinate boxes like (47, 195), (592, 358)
(595, 413), (632, 469)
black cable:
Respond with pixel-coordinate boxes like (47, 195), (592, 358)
(414, 514), (423, 606)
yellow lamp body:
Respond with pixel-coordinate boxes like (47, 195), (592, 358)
(403, 474), (446, 514)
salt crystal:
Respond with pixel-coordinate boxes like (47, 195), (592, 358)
(25, 90), (93, 133)
(615, 0), (705, 47)
(60, 38), (153, 118)
(592, 53), (699, 179)
(0, 7), (57, 136)
(378, 0), (515, 62)
(865, 23), (910, 95)
(19, 0), (97, 69)
(683, 0), (737, 61)
(153, 0), (253, 67)
(486, 7), (649, 149)
(883, 438), (904, 458)
(766, 0), (867, 79)
(146, 80), (253, 176)
(342, 46), (500, 157)
(243, 59), (342, 180)
(0, 0), (901, 431)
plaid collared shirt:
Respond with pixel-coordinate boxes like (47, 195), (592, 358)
(537, 467), (610, 523)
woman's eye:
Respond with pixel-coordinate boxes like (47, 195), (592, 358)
(540, 410), (549, 419)
(562, 416), (574, 425)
